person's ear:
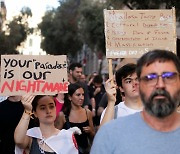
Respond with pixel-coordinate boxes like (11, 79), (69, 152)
(33, 111), (38, 118)
(69, 70), (73, 75)
(119, 86), (124, 93)
(68, 95), (72, 102)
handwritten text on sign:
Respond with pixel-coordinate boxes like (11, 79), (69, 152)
(0, 55), (68, 95)
(104, 9), (176, 58)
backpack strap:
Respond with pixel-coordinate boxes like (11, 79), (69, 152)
(85, 108), (89, 120)
(65, 114), (71, 129)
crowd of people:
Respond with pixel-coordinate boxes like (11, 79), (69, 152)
(0, 49), (180, 154)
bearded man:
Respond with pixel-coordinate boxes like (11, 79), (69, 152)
(90, 50), (180, 154)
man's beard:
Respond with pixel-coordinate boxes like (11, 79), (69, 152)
(140, 89), (180, 118)
(72, 75), (79, 82)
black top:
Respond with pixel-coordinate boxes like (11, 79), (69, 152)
(0, 99), (24, 154)
(29, 137), (56, 154)
(88, 84), (105, 110)
(98, 89), (122, 108)
(63, 109), (89, 150)
(0, 98), (36, 154)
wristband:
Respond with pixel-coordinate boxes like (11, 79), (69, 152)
(24, 110), (34, 119)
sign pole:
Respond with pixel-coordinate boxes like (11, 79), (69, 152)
(108, 58), (114, 85)
(172, 7), (177, 54)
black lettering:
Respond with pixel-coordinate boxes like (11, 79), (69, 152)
(23, 71), (32, 79)
(3, 58), (11, 68)
(40, 64), (45, 69)
(26, 60), (33, 68)
(18, 60), (27, 67)
(4, 69), (14, 79)
(11, 59), (18, 67)
(42, 71), (51, 79)
(33, 72), (43, 80)
(35, 62), (40, 69)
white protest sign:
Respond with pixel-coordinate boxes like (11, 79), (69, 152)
(104, 8), (176, 58)
(0, 55), (68, 95)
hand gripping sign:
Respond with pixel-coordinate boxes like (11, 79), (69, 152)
(104, 8), (176, 82)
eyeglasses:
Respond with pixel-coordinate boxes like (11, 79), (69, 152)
(139, 72), (180, 86)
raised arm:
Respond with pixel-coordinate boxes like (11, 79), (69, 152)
(14, 94), (35, 149)
(100, 78), (116, 127)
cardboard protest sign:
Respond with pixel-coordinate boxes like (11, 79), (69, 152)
(0, 55), (68, 95)
(104, 8), (176, 58)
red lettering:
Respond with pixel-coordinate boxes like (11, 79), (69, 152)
(27, 80), (35, 92)
(0, 80), (68, 94)
(41, 82), (54, 93)
(16, 80), (26, 91)
(26, 80), (45, 92)
(53, 83), (60, 91)
(35, 80), (45, 91)
(41, 82), (69, 93)
(62, 82), (68, 91)
(1, 80), (14, 93)
(53, 82), (68, 92)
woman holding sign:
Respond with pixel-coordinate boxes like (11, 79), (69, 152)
(14, 94), (79, 154)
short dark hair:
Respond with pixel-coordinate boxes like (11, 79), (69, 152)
(93, 75), (103, 84)
(115, 63), (136, 88)
(136, 50), (180, 78)
(68, 62), (82, 71)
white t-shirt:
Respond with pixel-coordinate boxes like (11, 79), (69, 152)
(100, 101), (142, 123)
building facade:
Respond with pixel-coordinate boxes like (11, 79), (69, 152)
(0, 0), (6, 30)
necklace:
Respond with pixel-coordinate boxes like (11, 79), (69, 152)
(39, 136), (46, 154)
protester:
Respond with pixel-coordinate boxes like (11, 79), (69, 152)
(87, 72), (98, 118)
(68, 62), (91, 108)
(56, 83), (95, 154)
(97, 88), (122, 116)
(90, 50), (180, 153)
(88, 75), (106, 127)
(80, 74), (87, 83)
(97, 74), (123, 117)
(100, 63), (142, 126)
(14, 94), (79, 154)
(97, 89), (122, 117)
(87, 72), (97, 87)
(54, 93), (64, 117)
(0, 96), (35, 154)
(54, 93), (65, 128)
